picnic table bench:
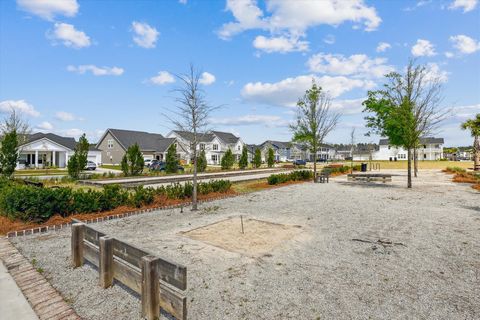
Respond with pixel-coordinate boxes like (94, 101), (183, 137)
(347, 173), (392, 183)
(315, 171), (330, 183)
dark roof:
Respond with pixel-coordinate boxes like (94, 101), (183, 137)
(89, 144), (100, 151)
(379, 137), (444, 145)
(172, 131), (214, 143)
(107, 129), (168, 151)
(211, 131), (240, 144)
(246, 144), (258, 153)
(260, 140), (291, 149)
(23, 133), (77, 150)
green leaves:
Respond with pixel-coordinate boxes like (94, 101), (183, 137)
(267, 147), (275, 168)
(197, 149), (207, 172)
(238, 146), (248, 170)
(221, 148), (235, 170)
(67, 133), (90, 179)
(0, 129), (18, 178)
(122, 143), (144, 176)
(165, 143), (178, 173)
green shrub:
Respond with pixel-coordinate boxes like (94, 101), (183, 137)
(267, 170), (312, 185)
(129, 186), (154, 208)
(446, 166), (466, 174)
(99, 184), (128, 211)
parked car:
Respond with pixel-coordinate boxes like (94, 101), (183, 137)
(150, 161), (184, 172)
(85, 161), (97, 170)
(144, 159), (152, 167)
(293, 159), (307, 166)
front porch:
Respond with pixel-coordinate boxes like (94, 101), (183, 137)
(17, 151), (68, 169)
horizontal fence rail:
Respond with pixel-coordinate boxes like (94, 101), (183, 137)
(71, 219), (187, 320)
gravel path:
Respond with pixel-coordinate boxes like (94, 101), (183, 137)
(12, 170), (480, 320)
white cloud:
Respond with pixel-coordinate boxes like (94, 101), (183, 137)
(62, 128), (84, 138)
(449, 34), (480, 54)
(445, 51), (455, 58)
(67, 65), (124, 76)
(323, 34), (335, 45)
(0, 100), (40, 117)
(331, 98), (366, 115)
(242, 75), (374, 107)
(17, 0), (79, 20)
(36, 121), (53, 130)
(411, 39), (436, 56)
(424, 63), (449, 83)
(211, 114), (290, 127)
(448, 0), (478, 12)
(307, 53), (394, 78)
(376, 42), (391, 52)
(218, 0), (381, 52)
(149, 71), (175, 85)
(199, 72), (216, 85)
(131, 21), (159, 48)
(253, 35), (308, 53)
(450, 104), (480, 120)
(55, 111), (83, 121)
(47, 23), (91, 49)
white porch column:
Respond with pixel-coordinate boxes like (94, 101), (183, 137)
(35, 150), (39, 168)
(52, 151), (56, 166)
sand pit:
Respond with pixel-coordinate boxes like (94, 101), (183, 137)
(181, 217), (302, 256)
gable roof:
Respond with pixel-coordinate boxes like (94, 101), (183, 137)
(260, 140), (291, 150)
(171, 130), (214, 143)
(211, 131), (240, 144)
(103, 128), (168, 151)
(379, 137), (444, 145)
(22, 133), (77, 150)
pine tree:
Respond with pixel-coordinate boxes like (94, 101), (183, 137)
(267, 147), (275, 168)
(165, 143), (178, 173)
(239, 146), (248, 169)
(0, 129), (18, 178)
(253, 148), (262, 168)
(221, 148), (235, 170)
(197, 149), (207, 172)
(67, 134), (89, 179)
(124, 143), (144, 176)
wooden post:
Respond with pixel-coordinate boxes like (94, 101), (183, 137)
(141, 255), (160, 320)
(99, 236), (114, 288)
(71, 223), (85, 268)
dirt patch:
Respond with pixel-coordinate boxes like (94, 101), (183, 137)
(182, 217), (302, 257)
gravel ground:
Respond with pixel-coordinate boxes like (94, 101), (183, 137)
(12, 170), (480, 320)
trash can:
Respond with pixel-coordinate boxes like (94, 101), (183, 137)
(361, 163), (367, 172)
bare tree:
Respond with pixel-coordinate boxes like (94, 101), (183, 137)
(290, 81), (340, 179)
(167, 64), (218, 210)
(349, 127), (355, 174)
(1, 108), (31, 149)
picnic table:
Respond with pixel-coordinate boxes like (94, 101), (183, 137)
(315, 171), (330, 183)
(347, 173), (392, 183)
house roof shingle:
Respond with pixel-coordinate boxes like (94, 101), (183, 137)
(107, 129), (172, 152)
(172, 131), (214, 143)
(211, 131), (240, 144)
(379, 137), (444, 145)
(22, 133), (77, 150)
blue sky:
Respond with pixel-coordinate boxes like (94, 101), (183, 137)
(0, 0), (479, 146)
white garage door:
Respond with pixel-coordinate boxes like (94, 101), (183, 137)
(88, 155), (98, 164)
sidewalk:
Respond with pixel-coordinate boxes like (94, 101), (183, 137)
(0, 261), (38, 320)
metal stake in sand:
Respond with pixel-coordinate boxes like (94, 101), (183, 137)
(241, 215), (244, 234)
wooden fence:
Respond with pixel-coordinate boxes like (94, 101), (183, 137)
(71, 219), (187, 320)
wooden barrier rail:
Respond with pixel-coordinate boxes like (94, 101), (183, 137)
(71, 219), (187, 320)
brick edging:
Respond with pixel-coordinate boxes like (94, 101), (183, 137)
(0, 238), (81, 320)
(6, 194), (235, 238)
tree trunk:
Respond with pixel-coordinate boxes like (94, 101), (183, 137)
(414, 147), (418, 178)
(191, 143), (198, 211)
(313, 145), (317, 181)
(407, 148), (412, 188)
(474, 135), (480, 171)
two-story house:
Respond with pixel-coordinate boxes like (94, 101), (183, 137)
(167, 130), (244, 165)
(96, 128), (186, 165)
(372, 137), (444, 161)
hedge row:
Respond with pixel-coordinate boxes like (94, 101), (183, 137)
(0, 179), (232, 222)
(267, 170), (313, 185)
(322, 165), (361, 174)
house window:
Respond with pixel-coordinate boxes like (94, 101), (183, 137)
(211, 154), (218, 163)
(213, 144), (219, 151)
(107, 139), (114, 149)
(200, 143), (205, 150)
(237, 145), (241, 150)
(388, 146), (391, 150)
(423, 145), (427, 149)
(424, 154), (427, 159)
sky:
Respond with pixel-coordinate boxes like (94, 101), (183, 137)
(0, 0), (479, 146)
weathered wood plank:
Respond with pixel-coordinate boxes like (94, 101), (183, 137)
(113, 239), (187, 290)
(112, 258), (187, 320)
(84, 240), (99, 267)
(84, 225), (106, 246)
(141, 256), (160, 320)
(99, 236), (114, 288)
(71, 223), (85, 268)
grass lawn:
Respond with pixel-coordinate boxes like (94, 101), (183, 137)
(346, 160), (474, 170)
(100, 165), (122, 171)
(14, 169), (67, 176)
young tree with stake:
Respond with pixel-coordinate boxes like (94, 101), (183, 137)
(168, 65), (217, 210)
(267, 148), (275, 168)
(290, 81), (340, 180)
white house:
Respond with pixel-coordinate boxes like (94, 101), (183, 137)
(16, 133), (102, 169)
(167, 130), (244, 165)
(354, 137), (444, 161)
